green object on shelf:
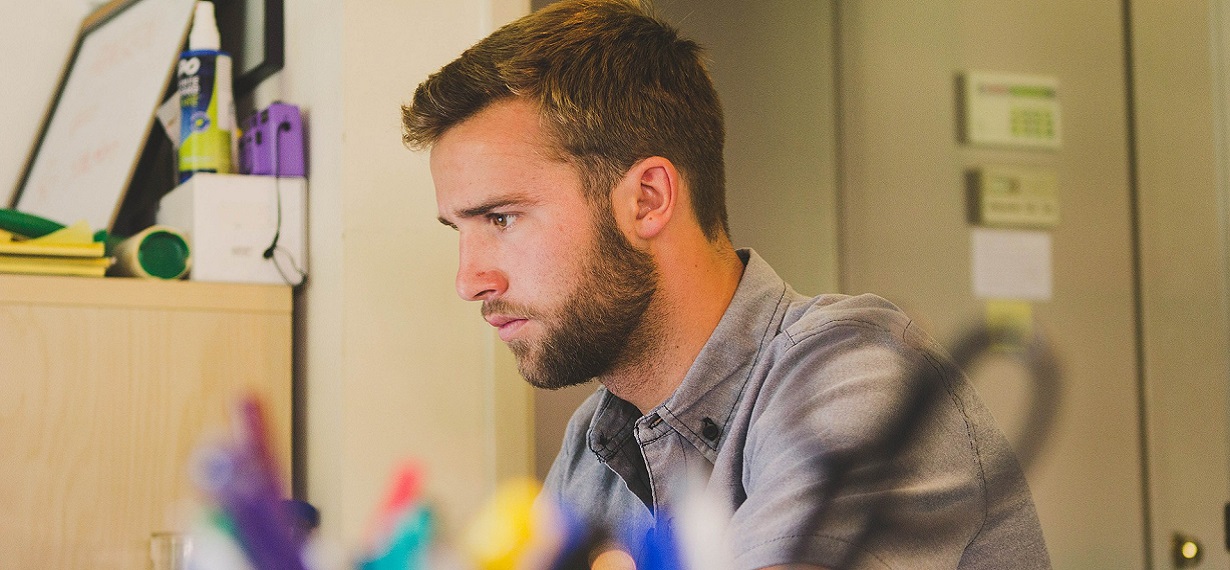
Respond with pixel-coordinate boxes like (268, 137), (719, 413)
(110, 225), (192, 280)
(136, 230), (190, 279)
(0, 208), (68, 237)
(0, 208), (110, 245)
(0, 209), (192, 280)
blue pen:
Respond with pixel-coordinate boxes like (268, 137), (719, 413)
(546, 500), (603, 570)
(635, 518), (686, 570)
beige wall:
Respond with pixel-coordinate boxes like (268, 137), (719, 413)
(250, 0), (534, 547)
(838, 1), (1144, 567)
(654, 0), (840, 297)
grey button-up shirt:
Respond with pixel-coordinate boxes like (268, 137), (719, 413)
(544, 249), (1050, 569)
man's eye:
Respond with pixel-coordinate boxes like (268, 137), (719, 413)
(489, 213), (516, 229)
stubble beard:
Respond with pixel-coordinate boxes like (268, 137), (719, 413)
(496, 211), (660, 390)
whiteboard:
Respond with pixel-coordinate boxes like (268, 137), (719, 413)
(14, 0), (195, 231)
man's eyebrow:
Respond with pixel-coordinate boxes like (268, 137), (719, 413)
(437, 194), (541, 227)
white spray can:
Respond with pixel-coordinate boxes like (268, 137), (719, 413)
(177, 1), (235, 182)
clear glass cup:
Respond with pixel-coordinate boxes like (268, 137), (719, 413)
(149, 532), (192, 570)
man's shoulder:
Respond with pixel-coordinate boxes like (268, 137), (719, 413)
(781, 292), (911, 334)
(728, 295), (1051, 569)
(771, 292), (937, 361)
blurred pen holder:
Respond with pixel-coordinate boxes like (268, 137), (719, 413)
(149, 532), (192, 570)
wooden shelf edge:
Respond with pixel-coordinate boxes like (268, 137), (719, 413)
(0, 274), (292, 313)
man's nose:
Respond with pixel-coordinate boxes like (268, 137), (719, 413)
(456, 236), (507, 301)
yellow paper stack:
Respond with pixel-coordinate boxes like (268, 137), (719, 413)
(0, 222), (112, 277)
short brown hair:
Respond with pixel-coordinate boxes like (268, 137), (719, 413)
(403, 0), (729, 241)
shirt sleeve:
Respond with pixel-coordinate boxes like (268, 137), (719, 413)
(730, 316), (997, 570)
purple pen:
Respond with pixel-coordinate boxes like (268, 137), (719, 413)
(195, 395), (307, 570)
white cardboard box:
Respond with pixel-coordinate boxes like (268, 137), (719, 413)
(157, 173), (307, 284)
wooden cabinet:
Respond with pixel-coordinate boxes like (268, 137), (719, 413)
(0, 274), (292, 569)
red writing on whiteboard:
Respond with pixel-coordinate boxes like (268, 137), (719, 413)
(71, 140), (122, 178)
(66, 104), (100, 137)
(87, 17), (159, 76)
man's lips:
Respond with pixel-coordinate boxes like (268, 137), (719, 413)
(485, 314), (529, 341)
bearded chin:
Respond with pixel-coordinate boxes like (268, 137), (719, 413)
(510, 281), (656, 390)
(510, 220), (659, 389)
(509, 338), (589, 390)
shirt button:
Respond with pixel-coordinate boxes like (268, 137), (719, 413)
(701, 417), (721, 441)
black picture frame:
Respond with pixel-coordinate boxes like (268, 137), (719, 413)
(215, 0), (284, 97)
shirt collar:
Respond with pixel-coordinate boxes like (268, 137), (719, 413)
(586, 249), (791, 463)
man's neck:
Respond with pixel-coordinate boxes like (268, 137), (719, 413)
(600, 244), (745, 413)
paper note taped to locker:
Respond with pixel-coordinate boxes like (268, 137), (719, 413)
(971, 228), (1053, 301)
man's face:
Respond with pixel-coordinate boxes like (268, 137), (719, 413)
(431, 99), (658, 389)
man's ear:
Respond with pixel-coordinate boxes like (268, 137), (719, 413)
(615, 156), (678, 241)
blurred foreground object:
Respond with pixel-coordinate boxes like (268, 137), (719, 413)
(357, 463), (433, 570)
(792, 319), (1063, 568)
(190, 394), (309, 570)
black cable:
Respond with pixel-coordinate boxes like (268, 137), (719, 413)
(262, 121), (287, 260)
(262, 118), (305, 287)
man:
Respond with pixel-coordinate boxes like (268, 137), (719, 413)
(403, 1), (1050, 568)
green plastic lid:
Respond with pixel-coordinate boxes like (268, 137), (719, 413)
(137, 230), (190, 279)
